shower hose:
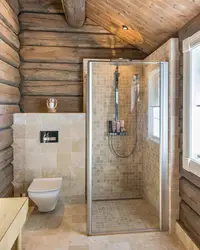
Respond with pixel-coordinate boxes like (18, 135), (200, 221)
(108, 99), (138, 158)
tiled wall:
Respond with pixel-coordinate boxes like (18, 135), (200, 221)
(144, 38), (180, 232)
(13, 113), (85, 204)
(91, 63), (144, 200)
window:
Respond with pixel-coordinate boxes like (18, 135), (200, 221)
(183, 30), (200, 176)
(148, 68), (160, 143)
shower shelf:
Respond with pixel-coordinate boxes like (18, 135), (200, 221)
(108, 132), (128, 136)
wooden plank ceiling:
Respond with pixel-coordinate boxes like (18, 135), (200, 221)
(19, 0), (200, 53)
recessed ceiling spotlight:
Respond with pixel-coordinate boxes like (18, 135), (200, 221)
(122, 25), (128, 30)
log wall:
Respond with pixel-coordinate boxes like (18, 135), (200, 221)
(179, 13), (200, 247)
(0, 0), (20, 198)
(19, 0), (147, 113)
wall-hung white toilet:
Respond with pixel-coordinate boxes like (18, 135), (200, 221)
(28, 178), (62, 212)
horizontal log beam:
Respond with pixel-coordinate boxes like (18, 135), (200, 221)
(0, 128), (13, 151)
(0, 147), (13, 171)
(21, 68), (82, 81)
(180, 178), (200, 216)
(20, 46), (146, 63)
(19, 31), (132, 48)
(20, 96), (83, 112)
(0, 183), (13, 197)
(22, 81), (82, 96)
(61, 0), (85, 28)
(180, 201), (200, 245)
(0, 163), (13, 194)
(0, 83), (20, 104)
(0, 39), (20, 67)
(19, 13), (110, 34)
(0, 0), (19, 34)
(0, 20), (19, 50)
(181, 168), (200, 190)
(0, 114), (13, 129)
(20, 62), (82, 71)
(0, 105), (20, 114)
(0, 60), (21, 86)
(19, 0), (63, 14)
(6, 0), (20, 15)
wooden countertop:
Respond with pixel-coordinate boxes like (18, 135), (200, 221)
(0, 198), (28, 250)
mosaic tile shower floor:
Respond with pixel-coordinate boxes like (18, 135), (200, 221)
(22, 203), (185, 250)
(92, 199), (159, 233)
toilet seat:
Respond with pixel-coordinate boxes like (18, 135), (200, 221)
(28, 178), (62, 193)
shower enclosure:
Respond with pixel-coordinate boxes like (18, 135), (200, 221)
(86, 60), (168, 235)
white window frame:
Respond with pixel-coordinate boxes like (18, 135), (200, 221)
(148, 68), (160, 143)
(183, 30), (200, 177)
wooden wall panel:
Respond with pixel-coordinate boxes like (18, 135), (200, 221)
(20, 46), (145, 63)
(22, 81), (82, 96)
(19, 6), (146, 113)
(0, 1), (20, 198)
(178, 13), (200, 247)
(19, 13), (110, 33)
(180, 201), (200, 246)
(21, 68), (82, 81)
(20, 62), (82, 71)
(19, 31), (133, 48)
(180, 178), (200, 216)
(19, 0), (63, 14)
(20, 96), (83, 113)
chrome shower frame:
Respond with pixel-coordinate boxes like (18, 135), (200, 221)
(86, 60), (169, 235)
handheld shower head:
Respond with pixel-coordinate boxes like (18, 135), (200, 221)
(133, 74), (139, 82)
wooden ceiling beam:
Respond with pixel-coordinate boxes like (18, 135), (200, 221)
(61, 0), (85, 28)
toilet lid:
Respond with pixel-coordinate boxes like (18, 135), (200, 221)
(28, 178), (62, 193)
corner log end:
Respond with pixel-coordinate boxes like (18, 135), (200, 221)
(61, 0), (85, 28)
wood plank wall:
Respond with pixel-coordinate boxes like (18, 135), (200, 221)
(19, 0), (147, 113)
(0, 0), (21, 198)
(179, 13), (200, 247)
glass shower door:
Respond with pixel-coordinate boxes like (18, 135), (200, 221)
(86, 61), (168, 235)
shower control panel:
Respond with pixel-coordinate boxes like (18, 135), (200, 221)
(40, 131), (59, 143)
(108, 120), (127, 136)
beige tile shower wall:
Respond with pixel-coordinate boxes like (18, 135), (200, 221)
(91, 63), (144, 200)
(142, 63), (160, 213)
(12, 113), (85, 204)
(144, 38), (180, 232)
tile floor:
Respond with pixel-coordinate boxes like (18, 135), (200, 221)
(92, 199), (159, 233)
(23, 203), (186, 250)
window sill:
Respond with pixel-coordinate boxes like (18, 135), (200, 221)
(183, 158), (200, 177)
(148, 136), (160, 144)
